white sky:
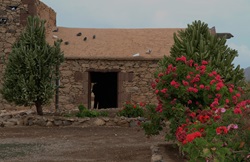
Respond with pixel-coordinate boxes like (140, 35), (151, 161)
(40, 0), (250, 68)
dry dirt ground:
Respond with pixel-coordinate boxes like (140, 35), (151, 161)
(0, 126), (185, 162)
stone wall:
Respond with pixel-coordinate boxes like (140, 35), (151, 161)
(0, 0), (56, 110)
(57, 59), (159, 111)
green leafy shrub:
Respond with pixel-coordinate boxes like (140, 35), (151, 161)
(170, 20), (245, 87)
(76, 104), (108, 118)
(148, 55), (250, 161)
(1, 16), (64, 115)
(142, 104), (163, 136)
(117, 102), (144, 118)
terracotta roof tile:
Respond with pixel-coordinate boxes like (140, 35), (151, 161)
(47, 27), (182, 60)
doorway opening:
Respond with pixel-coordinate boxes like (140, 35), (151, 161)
(89, 72), (118, 109)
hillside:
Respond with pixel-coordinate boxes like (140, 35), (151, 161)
(244, 66), (250, 82)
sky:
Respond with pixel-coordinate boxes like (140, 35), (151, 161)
(40, 0), (250, 69)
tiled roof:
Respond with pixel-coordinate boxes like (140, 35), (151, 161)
(47, 27), (182, 60)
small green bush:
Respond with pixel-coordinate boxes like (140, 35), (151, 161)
(76, 104), (108, 118)
(117, 102), (144, 118)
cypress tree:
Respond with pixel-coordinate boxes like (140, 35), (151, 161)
(170, 20), (245, 87)
(1, 16), (64, 115)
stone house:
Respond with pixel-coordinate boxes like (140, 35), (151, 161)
(0, 0), (233, 110)
(46, 27), (180, 110)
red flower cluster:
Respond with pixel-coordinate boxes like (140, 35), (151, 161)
(170, 80), (180, 88)
(198, 115), (210, 123)
(160, 88), (168, 94)
(182, 80), (189, 86)
(183, 131), (202, 144)
(176, 56), (187, 62)
(216, 82), (224, 91)
(176, 126), (187, 142)
(216, 126), (228, 135)
(156, 102), (163, 112)
(187, 87), (198, 93)
(166, 64), (177, 74)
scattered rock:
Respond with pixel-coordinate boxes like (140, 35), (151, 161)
(94, 118), (105, 126)
(151, 154), (163, 162)
(54, 120), (63, 126)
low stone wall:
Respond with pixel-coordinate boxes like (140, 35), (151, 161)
(0, 109), (145, 128)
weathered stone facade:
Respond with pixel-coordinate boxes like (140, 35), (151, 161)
(59, 59), (158, 110)
(0, 0), (56, 110)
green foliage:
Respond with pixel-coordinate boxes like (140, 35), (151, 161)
(154, 56), (242, 139)
(76, 104), (108, 118)
(142, 104), (163, 136)
(149, 54), (250, 161)
(170, 20), (245, 87)
(117, 102), (144, 118)
(142, 20), (250, 161)
(178, 107), (250, 162)
(1, 16), (64, 115)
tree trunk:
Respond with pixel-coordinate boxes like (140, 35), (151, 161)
(35, 101), (43, 116)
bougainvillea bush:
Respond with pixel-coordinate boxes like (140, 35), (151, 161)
(148, 55), (250, 161)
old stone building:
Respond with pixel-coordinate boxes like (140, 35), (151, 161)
(46, 28), (180, 110)
(0, 0), (232, 111)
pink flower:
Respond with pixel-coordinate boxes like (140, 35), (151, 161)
(188, 60), (194, 67)
(233, 108), (242, 114)
(158, 73), (164, 77)
(210, 80), (216, 85)
(189, 112), (196, 118)
(215, 108), (226, 113)
(187, 87), (198, 93)
(151, 82), (156, 89)
(202, 60), (208, 65)
(199, 84), (205, 89)
(216, 82), (224, 91)
(186, 75), (191, 80)
(187, 100), (192, 104)
(182, 80), (189, 86)
(160, 88), (167, 94)
(227, 124), (238, 130)
(155, 89), (159, 94)
(236, 93), (241, 98)
(156, 103), (163, 112)
(229, 87), (233, 93)
(216, 94), (222, 99)
(205, 86), (210, 90)
(176, 56), (187, 62)
(170, 80), (180, 88)
(215, 75), (222, 82)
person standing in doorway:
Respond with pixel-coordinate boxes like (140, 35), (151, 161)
(92, 82), (101, 109)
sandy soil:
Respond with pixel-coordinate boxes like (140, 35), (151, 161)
(0, 126), (185, 162)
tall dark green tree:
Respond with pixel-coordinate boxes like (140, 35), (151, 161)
(1, 16), (64, 115)
(169, 20), (245, 87)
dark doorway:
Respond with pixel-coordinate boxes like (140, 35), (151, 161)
(89, 72), (118, 109)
